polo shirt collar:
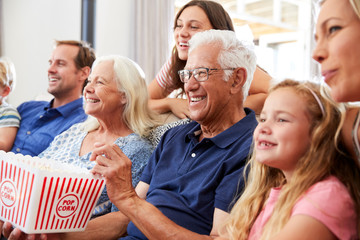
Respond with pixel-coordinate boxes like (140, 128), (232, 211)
(185, 108), (257, 149)
(44, 97), (84, 117)
(44, 100), (53, 111)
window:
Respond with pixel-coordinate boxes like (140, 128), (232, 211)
(175, 0), (313, 82)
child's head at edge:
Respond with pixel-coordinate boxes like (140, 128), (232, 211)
(0, 58), (16, 105)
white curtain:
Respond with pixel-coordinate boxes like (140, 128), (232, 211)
(131, 0), (174, 84)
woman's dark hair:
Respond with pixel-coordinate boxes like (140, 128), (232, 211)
(169, 0), (235, 95)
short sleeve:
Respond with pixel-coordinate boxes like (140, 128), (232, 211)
(0, 104), (21, 128)
(155, 58), (175, 93)
(214, 152), (248, 212)
(292, 177), (357, 240)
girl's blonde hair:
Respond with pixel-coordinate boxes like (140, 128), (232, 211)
(83, 55), (160, 137)
(222, 79), (360, 240)
(0, 58), (16, 90)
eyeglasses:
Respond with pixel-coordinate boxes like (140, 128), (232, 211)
(178, 67), (235, 83)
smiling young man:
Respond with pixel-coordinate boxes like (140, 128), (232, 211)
(10, 40), (95, 156)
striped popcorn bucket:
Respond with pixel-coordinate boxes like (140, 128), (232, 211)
(0, 151), (105, 233)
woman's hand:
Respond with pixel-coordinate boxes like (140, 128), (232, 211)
(0, 220), (60, 240)
(245, 66), (272, 114)
(148, 78), (190, 119)
(168, 98), (190, 119)
(148, 98), (190, 119)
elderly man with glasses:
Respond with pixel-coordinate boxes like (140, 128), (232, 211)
(2, 30), (257, 240)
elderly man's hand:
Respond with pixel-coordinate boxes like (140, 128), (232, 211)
(90, 143), (137, 208)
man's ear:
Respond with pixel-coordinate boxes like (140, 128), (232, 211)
(80, 66), (91, 82)
(230, 67), (247, 95)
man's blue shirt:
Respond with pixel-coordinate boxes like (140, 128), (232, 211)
(123, 108), (258, 240)
(11, 98), (87, 156)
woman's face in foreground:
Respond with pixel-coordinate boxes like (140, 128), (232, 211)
(313, 0), (360, 102)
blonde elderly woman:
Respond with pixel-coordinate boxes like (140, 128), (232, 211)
(38, 55), (159, 217)
(0, 58), (20, 151)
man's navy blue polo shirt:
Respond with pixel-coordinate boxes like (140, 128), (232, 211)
(124, 108), (258, 239)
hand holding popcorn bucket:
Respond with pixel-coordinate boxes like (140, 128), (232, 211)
(0, 151), (105, 233)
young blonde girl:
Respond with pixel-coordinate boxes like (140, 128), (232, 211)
(0, 58), (20, 151)
(221, 79), (360, 240)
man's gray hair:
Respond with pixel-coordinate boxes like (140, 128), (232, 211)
(188, 29), (257, 101)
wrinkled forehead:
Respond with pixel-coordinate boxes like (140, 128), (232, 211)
(186, 43), (221, 69)
(89, 60), (115, 80)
